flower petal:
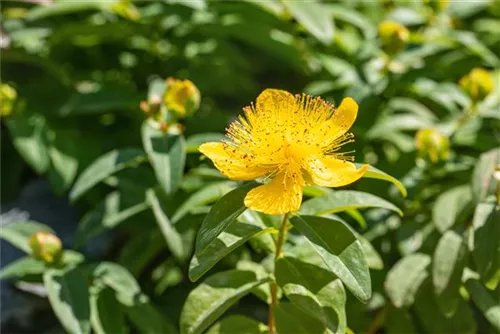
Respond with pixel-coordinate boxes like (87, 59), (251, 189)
(306, 155), (368, 187)
(244, 171), (303, 215)
(256, 88), (296, 117)
(330, 97), (359, 139)
(199, 142), (269, 180)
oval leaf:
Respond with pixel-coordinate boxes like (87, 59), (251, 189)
(276, 257), (346, 334)
(180, 269), (271, 334)
(433, 185), (473, 232)
(44, 267), (91, 334)
(290, 215), (371, 302)
(300, 190), (402, 216)
(70, 148), (145, 201)
(90, 287), (127, 334)
(359, 165), (407, 197)
(283, 0), (334, 45)
(464, 274), (500, 332)
(195, 182), (258, 254)
(0, 256), (45, 280)
(275, 302), (328, 334)
(433, 231), (467, 316)
(189, 219), (274, 282)
(141, 122), (186, 195)
(384, 253), (431, 308)
(207, 315), (267, 334)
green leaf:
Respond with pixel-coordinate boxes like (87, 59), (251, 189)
(283, 0), (334, 45)
(90, 287), (127, 334)
(125, 298), (178, 334)
(239, 210), (277, 254)
(147, 188), (185, 262)
(172, 181), (235, 223)
(358, 235), (384, 270)
(0, 221), (54, 253)
(276, 257), (346, 334)
(433, 231), (467, 316)
(290, 215), (371, 302)
(44, 267), (91, 334)
(48, 131), (79, 194)
(6, 114), (50, 174)
(327, 4), (375, 38)
(385, 307), (417, 334)
(70, 148), (145, 201)
(471, 203), (500, 283)
(236, 261), (273, 304)
(186, 133), (225, 153)
(384, 253), (431, 308)
(189, 218), (274, 282)
(0, 256), (45, 279)
(74, 191), (148, 248)
(207, 315), (267, 334)
(360, 165), (407, 197)
(300, 190), (402, 216)
(471, 148), (500, 204)
(432, 185), (473, 233)
(414, 280), (477, 334)
(275, 302), (328, 334)
(195, 182), (258, 254)
(180, 269), (271, 334)
(464, 272), (500, 332)
(141, 122), (186, 195)
(91, 262), (141, 307)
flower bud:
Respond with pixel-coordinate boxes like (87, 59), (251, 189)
(29, 232), (63, 265)
(378, 20), (409, 55)
(415, 128), (450, 163)
(163, 78), (200, 118)
(459, 68), (494, 102)
(111, 0), (140, 21)
(1, 83), (17, 117)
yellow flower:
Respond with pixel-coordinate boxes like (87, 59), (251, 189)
(378, 20), (409, 55)
(459, 68), (494, 102)
(1, 83), (17, 117)
(199, 89), (369, 215)
(415, 128), (449, 163)
(164, 78), (201, 118)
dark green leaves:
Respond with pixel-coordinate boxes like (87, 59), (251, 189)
(207, 315), (266, 334)
(195, 182), (258, 254)
(70, 148), (145, 201)
(147, 188), (185, 262)
(290, 215), (371, 302)
(432, 231), (467, 316)
(276, 257), (346, 334)
(141, 122), (186, 195)
(300, 190), (402, 216)
(44, 267), (91, 334)
(361, 165), (408, 197)
(0, 256), (45, 279)
(180, 270), (271, 334)
(432, 185), (473, 232)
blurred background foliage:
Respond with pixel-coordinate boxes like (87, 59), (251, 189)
(1, 0), (500, 333)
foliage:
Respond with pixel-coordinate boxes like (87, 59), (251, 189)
(1, 0), (500, 333)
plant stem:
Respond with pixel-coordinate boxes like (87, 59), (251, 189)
(268, 213), (289, 334)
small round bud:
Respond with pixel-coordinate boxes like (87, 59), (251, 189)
(1, 83), (17, 117)
(415, 128), (450, 164)
(378, 20), (409, 55)
(459, 68), (494, 102)
(163, 78), (201, 118)
(29, 232), (63, 265)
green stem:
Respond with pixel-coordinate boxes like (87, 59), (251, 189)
(268, 213), (289, 334)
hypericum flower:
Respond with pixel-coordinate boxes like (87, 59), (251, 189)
(1, 83), (17, 117)
(459, 68), (494, 102)
(164, 78), (201, 118)
(199, 89), (368, 215)
(415, 128), (449, 163)
(378, 20), (409, 55)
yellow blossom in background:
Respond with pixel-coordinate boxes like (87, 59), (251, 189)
(164, 78), (201, 118)
(415, 128), (450, 163)
(199, 89), (368, 215)
(1, 83), (17, 117)
(459, 68), (494, 102)
(29, 232), (63, 265)
(378, 20), (409, 55)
